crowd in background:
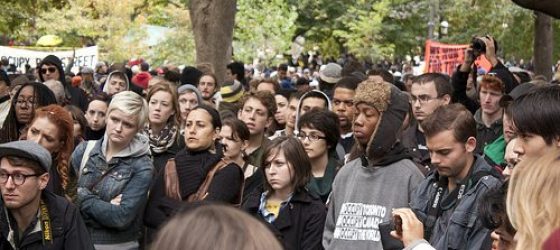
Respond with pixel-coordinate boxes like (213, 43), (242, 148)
(1, 35), (560, 250)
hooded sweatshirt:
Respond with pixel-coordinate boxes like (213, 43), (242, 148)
(38, 55), (89, 111)
(102, 71), (130, 95)
(323, 80), (424, 250)
(294, 90), (332, 134)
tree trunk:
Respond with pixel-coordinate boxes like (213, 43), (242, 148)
(533, 11), (553, 80)
(189, 0), (237, 84)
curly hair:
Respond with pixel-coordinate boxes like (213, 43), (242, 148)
(32, 105), (74, 191)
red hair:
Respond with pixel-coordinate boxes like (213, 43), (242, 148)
(479, 75), (505, 93)
(32, 105), (74, 191)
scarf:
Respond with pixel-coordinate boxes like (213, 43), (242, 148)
(146, 122), (178, 154)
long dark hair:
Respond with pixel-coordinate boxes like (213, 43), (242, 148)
(0, 82), (57, 143)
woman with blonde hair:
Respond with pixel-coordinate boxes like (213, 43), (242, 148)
(151, 204), (282, 250)
(507, 149), (560, 250)
(72, 91), (153, 249)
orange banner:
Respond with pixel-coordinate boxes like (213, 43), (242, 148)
(424, 40), (491, 75)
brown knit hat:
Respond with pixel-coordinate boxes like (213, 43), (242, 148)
(353, 78), (392, 112)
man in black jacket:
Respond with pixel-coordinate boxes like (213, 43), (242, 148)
(0, 140), (93, 250)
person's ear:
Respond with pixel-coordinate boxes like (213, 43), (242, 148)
(266, 117), (273, 128)
(39, 173), (49, 190)
(465, 137), (477, 153)
(441, 94), (451, 105)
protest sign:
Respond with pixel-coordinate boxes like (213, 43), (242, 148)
(424, 40), (491, 75)
(0, 46), (98, 72)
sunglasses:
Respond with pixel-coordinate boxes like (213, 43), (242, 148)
(40, 67), (57, 74)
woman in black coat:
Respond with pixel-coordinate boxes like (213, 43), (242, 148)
(144, 105), (243, 243)
(242, 136), (326, 250)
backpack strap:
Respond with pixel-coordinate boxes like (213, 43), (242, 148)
(79, 140), (97, 177)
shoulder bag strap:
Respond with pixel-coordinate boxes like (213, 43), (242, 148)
(188, 160), (228, 202)
(164, 158), (182, 200)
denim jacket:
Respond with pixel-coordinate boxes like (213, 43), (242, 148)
(71, 134), (153, 245)
(410, 156), (502, 250)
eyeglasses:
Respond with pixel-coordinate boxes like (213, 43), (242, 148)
(410, 95), (438, 104)
(296, 132), (326, 142)
(15, 98), (36, 107)
(0, 172), (42, 186)
(40, 67), (57, 74)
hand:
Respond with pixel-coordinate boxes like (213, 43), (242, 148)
(460, 48), (475, 72)
(390, 208), (425, 247)
(480, 36), (498, 67)
(110, 194), (122, 205)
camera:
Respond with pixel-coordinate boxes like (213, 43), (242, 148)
(471, 36), (498, 56)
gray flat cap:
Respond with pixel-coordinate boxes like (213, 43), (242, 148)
(0, 141), (52, 172)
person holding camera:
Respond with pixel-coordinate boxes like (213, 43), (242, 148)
(452, 36), (518, 155)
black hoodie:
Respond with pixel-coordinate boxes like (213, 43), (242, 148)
(38, 55), (88, 111)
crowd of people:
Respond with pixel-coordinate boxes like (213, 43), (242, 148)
(1, 35), (560, 250)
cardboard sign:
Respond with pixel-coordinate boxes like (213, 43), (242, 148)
(424, 40), (491, 75)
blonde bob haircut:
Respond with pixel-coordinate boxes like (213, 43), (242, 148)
(107, 91), (149, 129)
(151, 204), (282, 250)
(507, 149), (560, 250)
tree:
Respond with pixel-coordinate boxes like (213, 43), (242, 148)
(533, 12), (554, 79)
(332, 0), (394, 61)
(233, 0), (297, 64)
(189, 0), (237, 83)
(35, 0), (149, 62)
(145, 4), (196, 66)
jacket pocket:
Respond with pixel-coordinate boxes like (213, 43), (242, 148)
(446, 212), (476, 250)
(97, 168), (133, 200)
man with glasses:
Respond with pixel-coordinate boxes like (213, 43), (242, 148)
(38, 55), (88, 111)
(402, 73), (452, 173)
(0, 140), (93, 249)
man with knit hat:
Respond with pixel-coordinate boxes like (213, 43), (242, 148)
(0, 141), (93, 249)
(38, 55), (88, 111)
(323, 79), (424, 249)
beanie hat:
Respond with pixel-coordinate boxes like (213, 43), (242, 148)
(354, 78), (409, 164)
(132, 72), (152, 90)
(319, 63), (342, 84)
(0, 141), (52, 172)
(220, 80), (244, 103)
(80, 66), (94, 74)
(178, 84), (203, 105)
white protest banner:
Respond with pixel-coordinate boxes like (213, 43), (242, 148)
(0, 46), (98, 72)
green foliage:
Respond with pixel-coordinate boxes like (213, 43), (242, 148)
(233, 0), (298, 64)
(34, 0), (149, 62)
(332, 0), (394, 61)
(146, 7), (196, 66)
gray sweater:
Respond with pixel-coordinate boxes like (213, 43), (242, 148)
(323, 157), (424, 249)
